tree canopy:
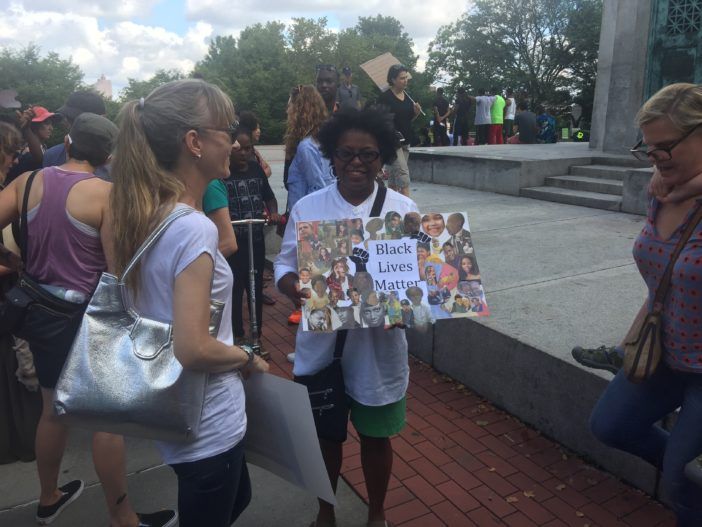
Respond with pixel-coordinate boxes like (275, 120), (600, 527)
(0, 45), (83, 114)
(193, 16), (429, 143)
(427, 0), (601, 121)
(0, 5), (603, 143)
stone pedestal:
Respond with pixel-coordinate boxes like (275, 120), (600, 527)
(589, 0), (652, 154)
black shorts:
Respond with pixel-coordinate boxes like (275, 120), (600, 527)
(22, 304), (86, 389)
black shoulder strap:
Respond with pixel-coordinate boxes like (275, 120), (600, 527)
(19, 170), (41, 264)
(370, 184), (387, 217)
(333, 184), (385, 356)
(333, 328), (348, 360)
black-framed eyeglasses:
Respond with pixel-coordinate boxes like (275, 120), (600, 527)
(334, 148), (381, 163)
(198, 120), (240, 142)
(316, 64), (337, 73)
(630, 123), (702, 162)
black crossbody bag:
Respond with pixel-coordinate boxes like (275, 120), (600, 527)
(0, 170), (87, 339)
(294, 184), (387, 442)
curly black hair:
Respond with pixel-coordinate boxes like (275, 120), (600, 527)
(238, 111), (259, 131)
(317, 106), (400, 166)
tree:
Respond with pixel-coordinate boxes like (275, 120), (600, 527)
(119, 69), (186, 102)
(336, 15), (425, 110)
(286, 17), (337, 84)
(426, 0), (602, 120)
(196, 23), (294, 143)
(194, 16), (430, 143)
(0, 44), (83, 114)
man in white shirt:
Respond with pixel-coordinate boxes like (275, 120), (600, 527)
(503, 88), (516, 141)
(470, 88), (495, 145)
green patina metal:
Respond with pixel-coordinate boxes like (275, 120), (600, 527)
(646, 0), (702, 98)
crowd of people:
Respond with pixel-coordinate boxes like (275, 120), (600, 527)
(0, 60), (426, 527)
(425, 86), (558, 147)
(1, 55), (702, 527)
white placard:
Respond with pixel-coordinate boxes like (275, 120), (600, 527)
(243, 373), (337, 505)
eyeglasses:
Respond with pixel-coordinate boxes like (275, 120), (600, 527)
(334, 148), (381, 163)
(198, 120), (240, 142)
(315, 64), (337, 73)
(630, 123), (702, 162)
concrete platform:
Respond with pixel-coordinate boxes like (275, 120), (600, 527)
(407, 143), (636, 195)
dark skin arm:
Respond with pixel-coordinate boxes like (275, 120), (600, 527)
(278, 271), (306, 309)
(265, 198), (281, 224)
(16, 108), (44, 166)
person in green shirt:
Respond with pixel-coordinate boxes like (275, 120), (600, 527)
(203, 178), (238, 258)
(488, 87), (506, 145)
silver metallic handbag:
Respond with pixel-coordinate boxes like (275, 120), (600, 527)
(54, 207), (224, 442)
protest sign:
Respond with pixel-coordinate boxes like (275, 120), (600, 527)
(244, 373), (337, 505)
(296, 211), (488, 332)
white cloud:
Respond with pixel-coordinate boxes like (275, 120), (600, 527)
(0, 6), (213, 96)
(0, 1), (472, 97)
(0, 0), (161, 19)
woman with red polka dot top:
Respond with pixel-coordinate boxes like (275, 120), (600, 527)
(590, 84), (702, 527)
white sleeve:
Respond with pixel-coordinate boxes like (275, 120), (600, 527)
(274, 204), (300, 287)
(170, 214), (219, 278)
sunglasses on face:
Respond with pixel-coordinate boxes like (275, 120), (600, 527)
(198, 120), (240, 142)
(333, 148), (381, 164)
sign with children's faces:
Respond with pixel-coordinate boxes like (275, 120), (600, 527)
(296, 211), (489, 333)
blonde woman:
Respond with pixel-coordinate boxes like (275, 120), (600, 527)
(109, 79), (268, 527)
(590, 83), (702, 526)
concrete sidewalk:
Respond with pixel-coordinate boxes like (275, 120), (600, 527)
(0, 430), (368, 527)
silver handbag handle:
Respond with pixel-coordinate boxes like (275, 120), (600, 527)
(121, 207), (194, 284)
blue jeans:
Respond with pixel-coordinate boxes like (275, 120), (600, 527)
(590, 363), (702, 526)
(170, 442), (251, 527)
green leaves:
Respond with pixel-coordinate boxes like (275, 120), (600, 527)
(426, 0), (602, 120)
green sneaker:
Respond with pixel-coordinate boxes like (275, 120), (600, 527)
(571, 345), (623, 375)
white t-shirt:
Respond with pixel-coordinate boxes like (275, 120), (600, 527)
(134, 204), (246, 464)
(505, 98), (516, 120)
(474, 95), (496, 125)
(275, 184), (419, 406)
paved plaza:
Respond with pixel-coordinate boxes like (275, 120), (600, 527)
(0, 146), (678, 526)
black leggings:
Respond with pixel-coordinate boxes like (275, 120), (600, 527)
(227, 241), (265, 339)
(171, 442), (251, 527)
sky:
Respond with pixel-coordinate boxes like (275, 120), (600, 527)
(0, 0), (471, 98)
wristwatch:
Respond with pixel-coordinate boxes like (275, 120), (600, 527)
(240, 344), (255, 365)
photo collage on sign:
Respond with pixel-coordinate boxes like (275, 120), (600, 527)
(296, 211), (488, 333)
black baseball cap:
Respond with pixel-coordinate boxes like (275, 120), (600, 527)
(57, 91), (106, 121)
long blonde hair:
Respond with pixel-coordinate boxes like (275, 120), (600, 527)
(110, 79), (235, 290)
(636, 83), (702, 132)
(284, 85), (328, 160)
(0, 122), (20, 183)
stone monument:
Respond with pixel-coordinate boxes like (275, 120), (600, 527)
(590, 0), (702, 154)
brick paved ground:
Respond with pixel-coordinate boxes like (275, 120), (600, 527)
(257, 276), (675, 527)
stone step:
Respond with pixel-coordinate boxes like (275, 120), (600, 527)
(590, 156), (650, 168)
(544, 175), (623, 196)
(569, 164), (632, 180)
(520, 186), (622, 211)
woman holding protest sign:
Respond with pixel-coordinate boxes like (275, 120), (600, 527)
(275, 106), (419, 527)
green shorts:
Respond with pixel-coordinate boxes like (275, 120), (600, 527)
(349, 396), (406, 438)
